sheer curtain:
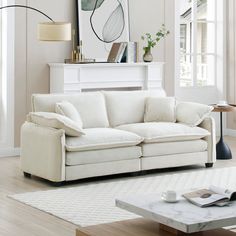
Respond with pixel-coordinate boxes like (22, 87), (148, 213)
(0, 0), (2, 143)
(0, 0), (15, 152)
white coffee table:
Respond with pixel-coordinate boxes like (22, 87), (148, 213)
(116, 193), (236, 235)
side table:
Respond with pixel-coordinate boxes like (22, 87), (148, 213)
(212, 104), (236, 160)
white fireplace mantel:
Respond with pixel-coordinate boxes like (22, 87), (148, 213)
(48, 62), (164, 93)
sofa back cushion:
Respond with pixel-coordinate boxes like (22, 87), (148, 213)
(32, 92), (109, 128)
(103, 90), (166, 127)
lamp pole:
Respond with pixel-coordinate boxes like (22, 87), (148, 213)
(0, 4), (55, 22)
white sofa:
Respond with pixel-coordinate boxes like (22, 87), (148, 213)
(21, 90), (216, 184)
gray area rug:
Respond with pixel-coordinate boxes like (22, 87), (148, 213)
(10, 167), (236, 227)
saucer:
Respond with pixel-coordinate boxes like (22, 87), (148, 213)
(161, 196), (179, 203)
(217, 104), (229, 107)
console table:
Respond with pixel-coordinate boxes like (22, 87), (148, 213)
(48, 62), (164, 93)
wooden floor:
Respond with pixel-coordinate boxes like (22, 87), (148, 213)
(1, 136), (236, 236)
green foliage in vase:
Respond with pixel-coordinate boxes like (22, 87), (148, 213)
(141, 24), (170, 53)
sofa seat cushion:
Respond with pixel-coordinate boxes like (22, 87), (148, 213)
(116, 122), (210, 143)
(66, 128), (143, 152)
(66, 146), (142, 165)
(141, 140), (208, 157)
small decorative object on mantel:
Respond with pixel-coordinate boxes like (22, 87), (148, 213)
(107, 42), (127, 63)
(141, 24), (170, 62)
(65, 40), (95, 63)
(122, 42), (138, 63)
(64, 58), (96, 64)
(107, 42), (138, 63)
(65, 29), (95, 64)
(71, 29), (79, 61)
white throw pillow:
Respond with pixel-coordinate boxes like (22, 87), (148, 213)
(55, 101), (83, 127)
(32, 92), (109, 129)
(144, 97), (176, 122)
(27, 112), (85, 137)
(176, 102), (213, 126)
(103, 90), (166, 127)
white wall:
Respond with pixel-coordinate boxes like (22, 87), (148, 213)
(14, 0), (75, 146)
(14, 0), (175, 146)
(128, 0), (175, 96)
(226, 0), (236, 132)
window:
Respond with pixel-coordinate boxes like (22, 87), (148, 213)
(179, 0), (216, 87)
(180, 24), (187, 52)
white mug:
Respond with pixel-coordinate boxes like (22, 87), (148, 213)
(161, 190), (177, 202)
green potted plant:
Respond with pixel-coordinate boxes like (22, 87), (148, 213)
(141, 24), (170, 62)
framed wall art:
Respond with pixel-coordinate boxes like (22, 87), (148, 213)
(76, 0), (130, 61)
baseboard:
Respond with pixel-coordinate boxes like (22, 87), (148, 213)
(0, 147), (20, 157)
(225, 129), (236, 137)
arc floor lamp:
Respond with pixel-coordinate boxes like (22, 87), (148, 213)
(0, 4), (71, 41)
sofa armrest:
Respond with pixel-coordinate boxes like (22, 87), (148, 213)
(20, 122), (66, 182)
(199, 117), (216, 163)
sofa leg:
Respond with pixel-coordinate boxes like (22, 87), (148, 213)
(23, 172), (31, 178)
(51, 181), (64, 187)
(205, 163), (213, 168)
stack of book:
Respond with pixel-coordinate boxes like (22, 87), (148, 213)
(107, 42), (138, 63)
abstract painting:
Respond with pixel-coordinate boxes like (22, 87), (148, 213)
(76, 0), (130, 61)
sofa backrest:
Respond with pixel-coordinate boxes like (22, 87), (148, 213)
(103, 89), (166, 127)
(32, 92), (109, 128)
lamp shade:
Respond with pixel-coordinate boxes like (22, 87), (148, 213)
(38, 22), (71, 41)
